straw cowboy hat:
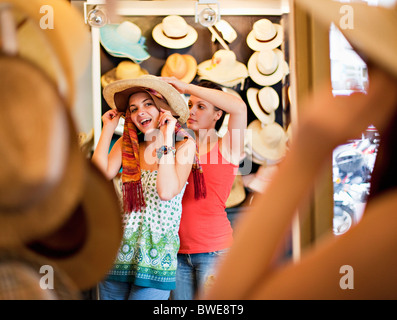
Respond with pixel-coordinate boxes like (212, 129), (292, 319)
(248, 120), (288, 161)
(296, 0), (397, 79)
(161, 53), (197, 83)
(198, 49), (249, 88)
(0, 55), (122, 290)
(103, 75), (190, 124)
(152, 15), (198, 49)
(0, 250), (80, 300)
(247, 18), (284, 51)
(100, 21), (150, 63)
(0, 55), (85, 248)
(101, 60), (149, 88)
(4, 0), (91, 108)
(248, 49), (288, 86)
(247, 86), (279, 125)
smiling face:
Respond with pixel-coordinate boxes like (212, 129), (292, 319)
(187, 95), (223, 132)
(128, 91), (160, 134)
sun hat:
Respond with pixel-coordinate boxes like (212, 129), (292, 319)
(103, 75), (189, 124)
(242, 164), (278, 194)
(0, 55), (85, 248)
(152, 15), (198, 49)
(296, 0), (397, 79)
(22, 161), (122, 290)
(248, 119), (287, 161)
(247, 18), (284, 51)
(214, 19), (238, 44)
(0, 250), (80, 300)
(225, 174), (246, 208)
(0, 55), (123, 290)
(101, 60), (149, 88)
(248, 49), (287, 86)
(100, 21), (150, 63)
(247, 86), (279, 125)
(161, 53), (197, 83)
(4, 0), (91, 107)
(197, 49), (249, 88)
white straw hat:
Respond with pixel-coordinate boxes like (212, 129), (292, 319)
(152, 15), (198, 49)
(198, 49), (248, 87)
(248, 120), (287, 161)
(247, 86), (279, 125)
(246, 19), (284, 51)
(248, 49), (287, 86)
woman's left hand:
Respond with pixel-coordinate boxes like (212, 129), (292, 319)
(158, 108), (177, 144)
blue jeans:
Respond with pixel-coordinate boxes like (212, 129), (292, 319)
(171, 250), (228, 300)
(99, 280), (170, 300)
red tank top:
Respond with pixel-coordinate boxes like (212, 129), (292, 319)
(179, 140), (238, 254)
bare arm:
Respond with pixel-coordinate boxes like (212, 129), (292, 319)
(161, 76), (247, 162)
(91, 109), (123, 180)
(205, 68), (397, 299)
(154, 108), (195, 201)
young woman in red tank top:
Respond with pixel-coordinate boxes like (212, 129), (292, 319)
(162, 77), (247, 300)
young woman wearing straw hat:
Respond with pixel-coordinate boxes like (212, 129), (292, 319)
(92, 76), (199, 300)
(161, 76), (247, 300)
(205, 0), (397, 299)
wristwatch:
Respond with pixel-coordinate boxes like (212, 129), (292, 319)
(156, 145), (176, 159)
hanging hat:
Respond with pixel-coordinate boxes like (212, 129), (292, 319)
(6, 0), (91, 107)
(0, 250), (80, 300)
(214, 19), (238, 44)
(198, 49), (249, 88)
(100, 21), (150, 63)
(22, 161), (122, 290)
(152, 15), (198, 49)
(296, 0), (397, 79)
(247, 86), (279, 125)
(0, 55), (85, 248)
(242, 164), (278, 194)
(101, 60), (149, 88)
(161, 53), (197, 83)
(248, 49), (288, 86)
(103, 75), (189, 124)
(0, 56), (122, 290)
(248, 120), (287, 161)
(226, 174), (246, 208)
(247, 18), (284, 51)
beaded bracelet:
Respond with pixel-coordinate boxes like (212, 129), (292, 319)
(156, 145), (176, 160)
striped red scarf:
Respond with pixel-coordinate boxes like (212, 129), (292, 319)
(122, 109), (206, 213)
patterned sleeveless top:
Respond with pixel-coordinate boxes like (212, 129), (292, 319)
(107, 170), (186, 290)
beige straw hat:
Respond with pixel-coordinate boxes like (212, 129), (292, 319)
(0, 56), (123, 290)
(248, 49), (287, 86)
(296, 0), (397, 78)
(247, 87), (279, 125)
(161, 53), (197, 83)
(0, 55), (85, 248)
(103, 75), (190, 124)
(248, 120), (287, 161)
(101, 60), (149, 88)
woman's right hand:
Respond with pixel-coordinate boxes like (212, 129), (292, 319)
(102, 109), (123, 132)
(160, 76), (189, 94)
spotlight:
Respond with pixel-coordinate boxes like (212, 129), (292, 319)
(87, 8), (107, 28)
(198, 7), (217, 27)
(195, 0), (221, 27)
